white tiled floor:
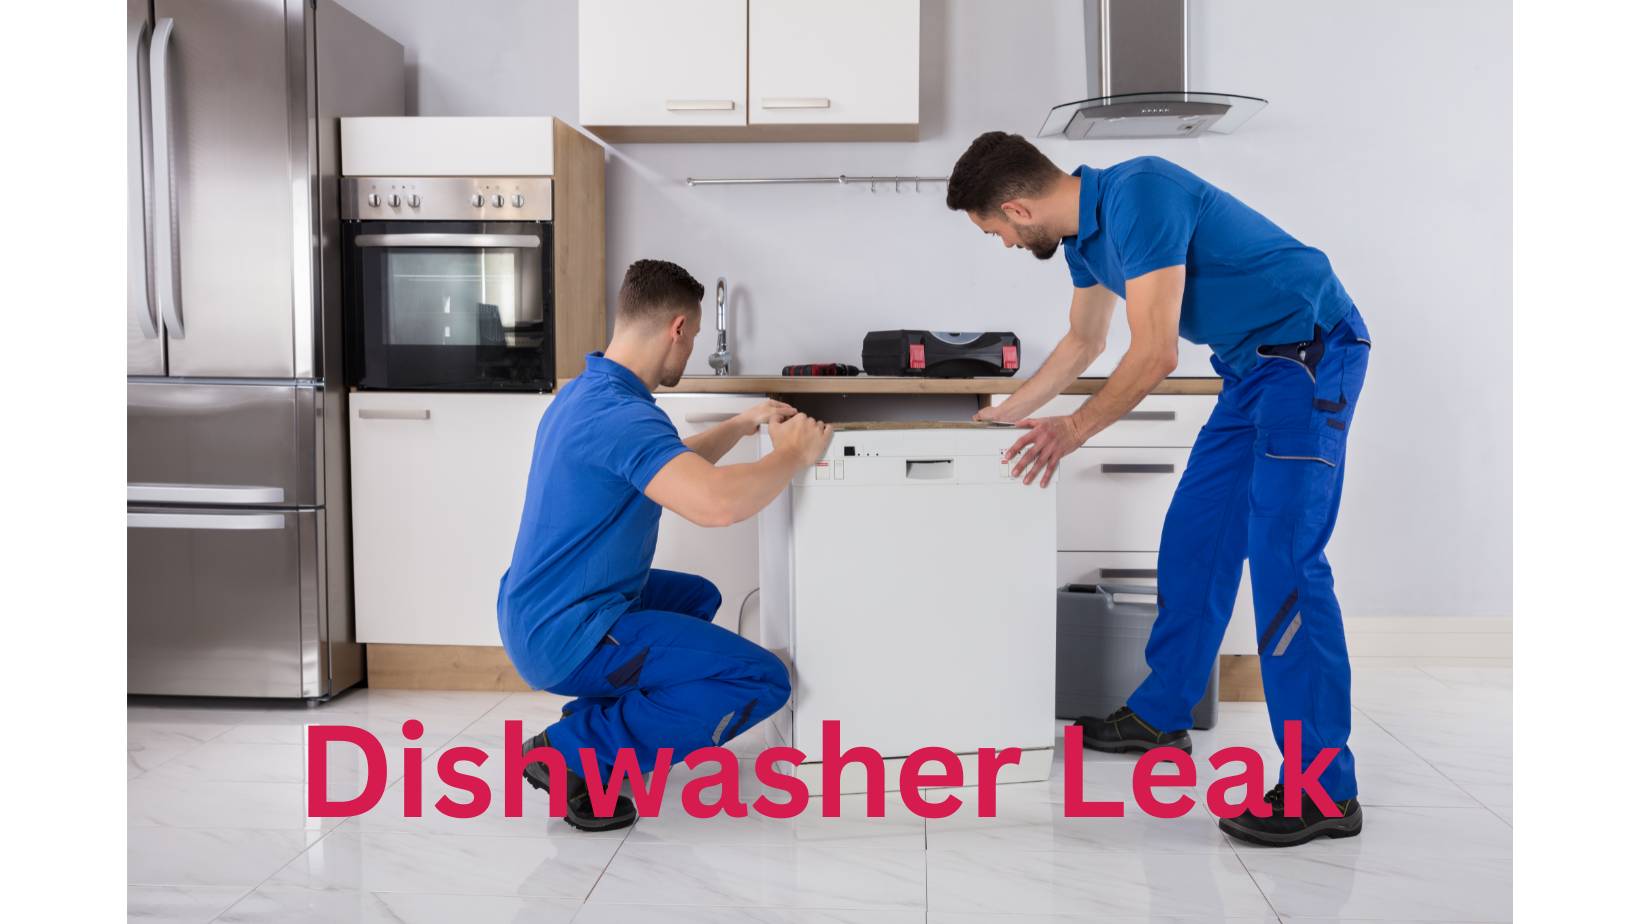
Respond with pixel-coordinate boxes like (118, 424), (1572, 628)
(128, 661), (1513, 923)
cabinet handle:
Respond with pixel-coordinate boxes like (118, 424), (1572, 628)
(1121, 411), (1175, 421)
(761, 98), (830, 109)
(1101, 568), (1158, 579)
(667, 100), (735, 111)
(358, 408), (430, 420)
(1101, 463), (1175, 474)
(684, 412), (738, 423)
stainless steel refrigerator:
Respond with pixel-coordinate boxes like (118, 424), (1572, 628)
(127, 0), (403, 700)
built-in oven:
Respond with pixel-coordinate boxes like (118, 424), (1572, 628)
(342, 177), (555, 391)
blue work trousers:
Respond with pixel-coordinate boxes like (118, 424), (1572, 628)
(545, 570), (791, 775)
(1127, 307), (1371, 800)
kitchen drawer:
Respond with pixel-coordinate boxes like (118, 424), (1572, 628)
(1057, 551), (1160, 588)
(1032, 394), (1215, 448)
(1056, 447), (1191, 551)
(350, 392), (552, 646)
(128, 382), (320, 506)
(654, 394), (766, 631)
(128, 506), (316, 697)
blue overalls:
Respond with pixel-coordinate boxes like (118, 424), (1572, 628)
(1126, 307), (1372, 800)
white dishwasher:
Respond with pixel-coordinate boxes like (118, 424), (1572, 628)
(757, 422), (1058, 793)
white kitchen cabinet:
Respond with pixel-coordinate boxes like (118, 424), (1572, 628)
(1056, 447), (1191, 552)
(349, 392), (550, 646)
(652, 394), (767, 633)
(579, 0), (748, 130)
(747, 0), (918, 128)
(579, 0), (918, 142)
(1044, 394), (1257, 655)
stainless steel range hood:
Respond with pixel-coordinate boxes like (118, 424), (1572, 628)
(1040, 0), (1266, 140)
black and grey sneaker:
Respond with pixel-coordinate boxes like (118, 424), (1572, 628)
(521, 729), (637, 832)
(1218, 783), (1363, 847)
(1074, 706), (1193, 755)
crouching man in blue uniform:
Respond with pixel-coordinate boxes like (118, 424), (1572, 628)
(947, 133), (1370, 847)
(498, 259), (832, 832)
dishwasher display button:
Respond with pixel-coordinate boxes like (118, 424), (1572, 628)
(833, 461), (844, 480)
(815, 461), (831, 481)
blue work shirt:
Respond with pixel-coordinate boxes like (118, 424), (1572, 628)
(497, 352), (692, 689)
(1063, 157), (1353, 375)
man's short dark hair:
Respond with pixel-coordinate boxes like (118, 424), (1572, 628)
(945, 131), (1064, 216)
(616, 259), (705, 330)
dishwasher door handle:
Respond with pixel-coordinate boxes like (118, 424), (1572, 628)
(906, 459), (955, 480)
(1100, 463), (1176, 474)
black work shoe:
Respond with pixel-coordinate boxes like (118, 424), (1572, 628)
(1218, 783), (1363, 847)
(521, 730), (637, 832)
(1074, 706), (1193, 755)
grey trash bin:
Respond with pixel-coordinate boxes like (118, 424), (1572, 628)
(1056, 583), (1219, 730)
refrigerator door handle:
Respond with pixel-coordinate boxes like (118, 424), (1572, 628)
(149, 17), (184, 340)
(128, 18), (158, 340)
(128, 512), (287, 531)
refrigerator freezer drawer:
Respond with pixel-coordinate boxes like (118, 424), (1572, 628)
(128, 382), (321, 507)
(128, 505), (325, 698)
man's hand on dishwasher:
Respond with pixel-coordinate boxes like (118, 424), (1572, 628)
(1006, 415), (1083, 487)
(768, 412), (833, 467)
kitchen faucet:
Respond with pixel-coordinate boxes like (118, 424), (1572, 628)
(708, 276), (732, 375)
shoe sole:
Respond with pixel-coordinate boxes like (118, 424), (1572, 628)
(1082, 737), (1193, 756)
(523, 766), (637, 832)
(1218, 811), (1363, 847)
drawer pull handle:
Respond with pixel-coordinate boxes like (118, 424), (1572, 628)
(128, 512), (286, 531)
(1101, 463), (1175, 474)
(1101, 568), (1158, 579)
(1121, 411), (1175, 421)
(667, 99), (735, 111)
(761, 98), (830, 109)
(359, 408), (430, 420)
(127, 484), (285, 504)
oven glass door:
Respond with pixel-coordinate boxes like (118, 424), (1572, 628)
(347, 221), (553, 390)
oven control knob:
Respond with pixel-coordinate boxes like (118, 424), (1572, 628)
(407, 194), (421, 208)
(512, 194), (525, 208)
(366, 193), (380, 207)
(388, 194), (401, 208)
(491, 194), (505, 208)
(471, 194), (484, 208)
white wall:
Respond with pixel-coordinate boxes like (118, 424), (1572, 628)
(340, 0), (1512, 619)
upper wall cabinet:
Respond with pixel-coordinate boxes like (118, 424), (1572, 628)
(580, 0), (919, 143)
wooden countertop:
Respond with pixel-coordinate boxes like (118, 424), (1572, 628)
(656, 376), (1223, 395)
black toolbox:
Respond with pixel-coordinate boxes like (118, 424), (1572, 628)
(1056, 583), (1219, 730)
(861, 330), (1021, 378)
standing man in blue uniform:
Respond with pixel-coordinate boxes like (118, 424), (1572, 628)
(498, 259), (832, 832)
(947, 132), (1370, 847)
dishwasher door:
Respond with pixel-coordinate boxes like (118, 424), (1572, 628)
(127, 506), (322, 698)
(785, 474), (1058, 760)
